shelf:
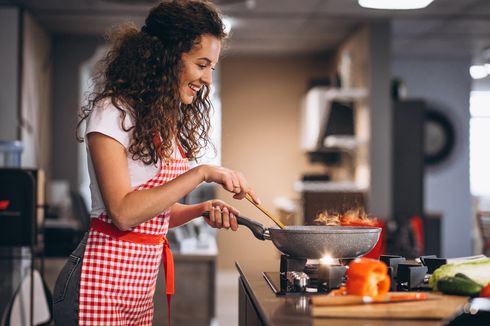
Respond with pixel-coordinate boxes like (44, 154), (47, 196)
(323, 87), (368, 101)
(323, 135), (364, 151)
(301, 87), (367, 153)
(294, 181), (367, 192)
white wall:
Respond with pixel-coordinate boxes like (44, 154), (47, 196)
(392, 58), (472, 258)
(0, 7), (20, 140)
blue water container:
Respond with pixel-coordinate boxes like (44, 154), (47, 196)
(0, 141), (23, 167)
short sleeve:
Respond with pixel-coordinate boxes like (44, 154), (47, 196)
(85, 99), (134, 149)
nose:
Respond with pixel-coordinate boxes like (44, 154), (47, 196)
(201, 68), (213, 85)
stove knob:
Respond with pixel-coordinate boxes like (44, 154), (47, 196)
(293, 272), (310, 291)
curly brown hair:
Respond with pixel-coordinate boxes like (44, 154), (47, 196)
(77, 0), (227, 163)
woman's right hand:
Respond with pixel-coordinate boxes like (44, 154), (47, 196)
(198, 164), (260, 204)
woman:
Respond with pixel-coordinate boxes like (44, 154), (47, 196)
(52, 1), (259, 324)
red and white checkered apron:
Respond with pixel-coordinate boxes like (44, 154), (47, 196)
(78, 156), (189, 325)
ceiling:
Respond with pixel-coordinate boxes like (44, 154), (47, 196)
(1, 0), (490, 59)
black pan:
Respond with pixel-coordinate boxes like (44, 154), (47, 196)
(203, 212), (381, 259)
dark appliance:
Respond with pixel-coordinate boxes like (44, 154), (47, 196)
(0, 168), (46, 324)
(393, 100), (425, 225)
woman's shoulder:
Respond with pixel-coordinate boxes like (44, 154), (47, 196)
(93, 97), (133, 117)
(86, 97), (135, 148)
(89, 98), (134, 126)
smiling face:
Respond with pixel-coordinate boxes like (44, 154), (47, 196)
(179, 34), (221, 105)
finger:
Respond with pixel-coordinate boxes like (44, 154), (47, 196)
(213, 167), (234, 192)
(234, 172), (249, 197)
(214, 206), (223, 228)
(247, 189), (261, 205)
(214, 199), (240, 217)
(229, 213), (238, 231)
(230, 172), (242, 194)
(233, 191), (246, 200)
(226, 205), (240, 217)
(208, 206), (216, 226)
(204, 215), (214, 228)
(222, 173), (235, 192)
(222, 207), (230, 229)
(236, 172), (248, 189)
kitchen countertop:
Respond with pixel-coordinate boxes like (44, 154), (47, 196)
(236, 261), (460, 326)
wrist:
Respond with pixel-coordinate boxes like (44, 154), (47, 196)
(200, 200), (212, 215)
(196, 164), (209, 183)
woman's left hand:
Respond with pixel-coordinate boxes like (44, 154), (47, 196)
(203, 200), (239, 231)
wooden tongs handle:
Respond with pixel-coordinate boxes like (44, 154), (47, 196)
(245, 194), (286, 229)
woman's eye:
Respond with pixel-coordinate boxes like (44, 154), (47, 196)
(197, 64), (206, 69)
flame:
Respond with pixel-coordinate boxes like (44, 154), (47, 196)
(320, 255), (335, 265)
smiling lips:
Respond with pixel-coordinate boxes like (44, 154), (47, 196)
(188, 83), (201, 96)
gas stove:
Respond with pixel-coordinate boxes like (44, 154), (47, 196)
(263, 254), (436, 295)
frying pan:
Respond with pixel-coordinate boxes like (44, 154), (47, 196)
(203, 212), (381, 259)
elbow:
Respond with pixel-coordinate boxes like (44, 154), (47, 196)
(167, 220), (176, 229)
(107, 209), (132, 231)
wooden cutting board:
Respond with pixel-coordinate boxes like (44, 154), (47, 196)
(311, 293), (468, 320)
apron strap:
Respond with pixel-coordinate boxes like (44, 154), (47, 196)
(153, 132), (187, 160)
(176, 141), (187, 159)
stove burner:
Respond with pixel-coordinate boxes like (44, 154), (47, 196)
(379, 255), (429, 291)
(317, 264), (346, 292)
(380, 255), (407, 291)
(396, 263), (428, 290)
(263, 255), (347, 295)
(286, 271), (309, 292)
(264, 254), (435, 296)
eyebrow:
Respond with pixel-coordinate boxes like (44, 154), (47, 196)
(197, 57), (213, 64)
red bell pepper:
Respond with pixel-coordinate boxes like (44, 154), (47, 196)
(480, 283), (490, 297)
(346, 257), (391, 300)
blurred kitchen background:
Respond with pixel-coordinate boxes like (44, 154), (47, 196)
(1, 0), (490, 325)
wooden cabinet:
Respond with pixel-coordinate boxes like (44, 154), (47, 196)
(153, 254), (216, 326)
(239, 277), (265, 326)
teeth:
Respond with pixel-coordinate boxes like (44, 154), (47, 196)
(189, 84), (200, 92)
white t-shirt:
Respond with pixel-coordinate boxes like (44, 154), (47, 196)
(85, 99), (182, 218)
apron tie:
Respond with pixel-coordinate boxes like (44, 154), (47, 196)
(90, 218), (175, 325)
(163, 240), (174, 325)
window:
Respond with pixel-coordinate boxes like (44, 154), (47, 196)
(470, 91), (490, 196)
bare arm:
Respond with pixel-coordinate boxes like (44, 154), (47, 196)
(169, 201), (240, 230)
(88, 132), (258, 231)
(169, 202), (207, 228)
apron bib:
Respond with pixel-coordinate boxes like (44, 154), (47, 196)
(78, 157), (189, 325)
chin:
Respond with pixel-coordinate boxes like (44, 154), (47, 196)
(181, 97), (193, 105)
(179, 94), (193, 105)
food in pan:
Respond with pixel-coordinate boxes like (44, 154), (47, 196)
(313, 207), (377, 226)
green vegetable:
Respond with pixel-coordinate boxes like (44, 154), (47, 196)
(429, 258), (490, 291)
(453, 273), (474, 281)
(437, 274), (483, 296)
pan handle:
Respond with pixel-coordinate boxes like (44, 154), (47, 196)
(202, 211), (269, 241)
